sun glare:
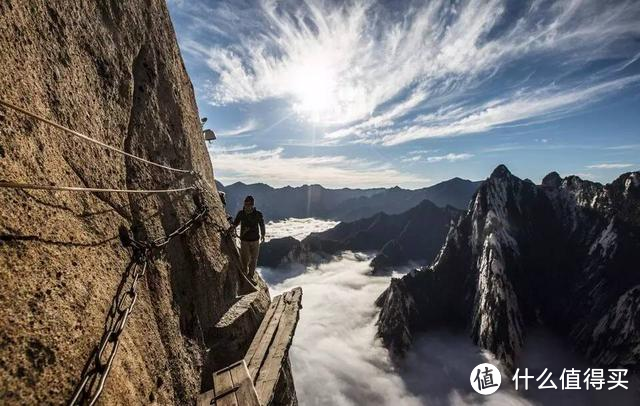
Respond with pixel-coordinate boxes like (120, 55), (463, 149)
(290, 62), (337, 123)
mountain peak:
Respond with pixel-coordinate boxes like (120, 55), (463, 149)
(542, 171), (562, 188)
(490, 164), (512, 179)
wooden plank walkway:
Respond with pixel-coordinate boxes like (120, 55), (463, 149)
(198, 287), (303, 405)
(245, 287), (302, 405)
(197, 360), (259, 406)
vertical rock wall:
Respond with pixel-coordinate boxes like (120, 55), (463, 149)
(376, 165), (640, 373)
(0, 1), (276, 404)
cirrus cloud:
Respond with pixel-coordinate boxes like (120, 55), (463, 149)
(426, 153), (474, 163)
(587, 163), (635, 169)
(176, 0), (640, 141)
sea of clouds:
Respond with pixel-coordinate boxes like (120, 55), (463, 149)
(258, 219), (639, 406)
(264, 218), (339, 242)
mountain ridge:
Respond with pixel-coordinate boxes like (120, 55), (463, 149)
(258, 198), (462, 272)
(218, 177), (481, 221)
(376, 165), (640, 372)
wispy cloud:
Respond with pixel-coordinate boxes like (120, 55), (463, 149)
(210, 147), (428, 188)
(402, 152), (473, 163)
(178, 0), (640, 139)
(605, 144), (640, 150)
(216, 119), (259, 137)
(211, 144), (257, 153)
(587, 163), (635, 169)
(401, 155), (422, 163)
(426, 153), (474, 163)
(376, 75), (640, 145)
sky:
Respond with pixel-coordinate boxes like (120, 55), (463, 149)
(167, 0), (640, 189)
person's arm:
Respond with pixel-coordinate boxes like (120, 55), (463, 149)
(259, 212), (266, 242)
(230, 210), (242, 229)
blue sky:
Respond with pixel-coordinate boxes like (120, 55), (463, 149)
(167, 0), (640, 188)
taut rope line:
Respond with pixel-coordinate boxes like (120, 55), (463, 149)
(1, 98), (262, 404)
(0, 180), (195, 194)
(0, 99), (192, 174)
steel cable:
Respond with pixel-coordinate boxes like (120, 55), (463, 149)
(1, 99), (261, 404)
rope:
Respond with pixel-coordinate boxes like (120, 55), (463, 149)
(1, 99), (263, 402)
(193, 174), (224, 204)
(0, 180), (195, 194)
(0, 99), (192, 174)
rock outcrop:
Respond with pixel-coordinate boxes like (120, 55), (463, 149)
(258, 237), (301, 268)
(0, 1), (295, 404)
(259, 199), (461, 272)
(376, 165), (640, 372)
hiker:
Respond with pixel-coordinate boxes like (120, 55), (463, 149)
(230, 195), (265, 277)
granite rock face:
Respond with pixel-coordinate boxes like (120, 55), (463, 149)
(377, 165), (640, 372)
(0, 1), (294, 404)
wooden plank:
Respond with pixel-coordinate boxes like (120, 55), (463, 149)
(229, 360), (261, 406)
(198, 287), (302, 406)
(254, 288), (303, 405)
(245, 295), (285, 380)
(244, 295), (281, 365)
(213, 368), (238, 406)
(245, 295), (287, 380)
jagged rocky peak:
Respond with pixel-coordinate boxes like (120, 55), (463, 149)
(490, 163), (513, 179)
(611, 172), (640, 219)
(542, 171), (562, 188)
(376, 165), (640, 372)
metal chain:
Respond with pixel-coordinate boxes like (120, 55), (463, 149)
(68, 253), (149, 406)
(150, 204), (209, 248)
(1, 96), (252, 403)
(68, 197), (209, 405)
(192, 175), (239, 239)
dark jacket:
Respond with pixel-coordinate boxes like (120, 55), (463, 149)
(233, 209), (265, 241)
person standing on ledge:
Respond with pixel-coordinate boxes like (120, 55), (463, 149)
(230, 195), (265, 278)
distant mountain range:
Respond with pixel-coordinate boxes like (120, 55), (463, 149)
(376, 165), (640, 372)
(216, 178), (481, 221)
(258, 199), (462, 272)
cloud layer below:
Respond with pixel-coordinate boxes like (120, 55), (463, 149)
(258, 218), (640, 406)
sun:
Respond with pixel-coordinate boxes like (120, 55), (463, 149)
(290, 62), (337, 123)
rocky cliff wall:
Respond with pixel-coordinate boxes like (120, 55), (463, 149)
(377, 165), (640, 373)
(0, 1), (279, 404)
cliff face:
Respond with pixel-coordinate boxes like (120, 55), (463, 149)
(376, 165), (640, 372)
(0, 1), (286, 404)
